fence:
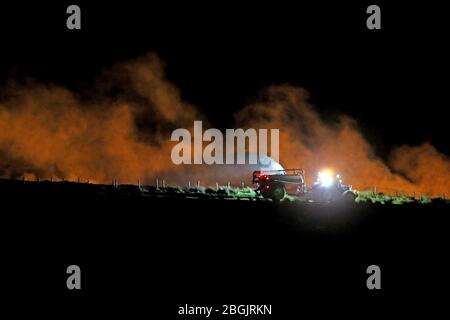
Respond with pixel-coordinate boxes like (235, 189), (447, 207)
(7, 175), (448, 200)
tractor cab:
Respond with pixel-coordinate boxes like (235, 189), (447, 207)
(309, 170), (356, 202)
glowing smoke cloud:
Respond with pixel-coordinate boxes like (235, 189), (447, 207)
(0, 54), (448, 195)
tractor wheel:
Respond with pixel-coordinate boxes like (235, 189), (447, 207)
(270, 184), (286, 202)
(342, 190), (356, 203)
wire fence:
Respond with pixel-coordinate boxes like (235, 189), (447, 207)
(4, 176), (252, 191)
(4, 176), (448, 200)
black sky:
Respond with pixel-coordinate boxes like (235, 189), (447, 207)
(0, 1), (448, 157)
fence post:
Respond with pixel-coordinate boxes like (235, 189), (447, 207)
(241, 182), (244, 188)
(373, 186), (377, 195)
(227, 181), (231, 189)
(216, 182), (219, 191)
(162, 179), (166, 188)
(188, 181), (191, 189)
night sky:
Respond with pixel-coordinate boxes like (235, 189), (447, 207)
(0, 1), (448, 159)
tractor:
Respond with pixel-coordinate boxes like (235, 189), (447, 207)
(253, 168), (356, 203)
(309, 170), (356, 203)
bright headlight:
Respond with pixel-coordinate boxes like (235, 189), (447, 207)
(318, 169), (334, 187)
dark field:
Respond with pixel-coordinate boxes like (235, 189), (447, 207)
(1, 179), (448, 317)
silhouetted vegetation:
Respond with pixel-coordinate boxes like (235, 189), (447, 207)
(0, 179), (447, 205)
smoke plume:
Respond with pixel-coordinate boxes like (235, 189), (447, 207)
(235, 86), (449, 196)
(0, 54), (448, 196)
(0, 54), (199, 184)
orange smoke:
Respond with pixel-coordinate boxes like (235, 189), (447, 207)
(0, 55), (449, 196)
(0, 54), (199, 184)
(235, 85), (450, 196)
